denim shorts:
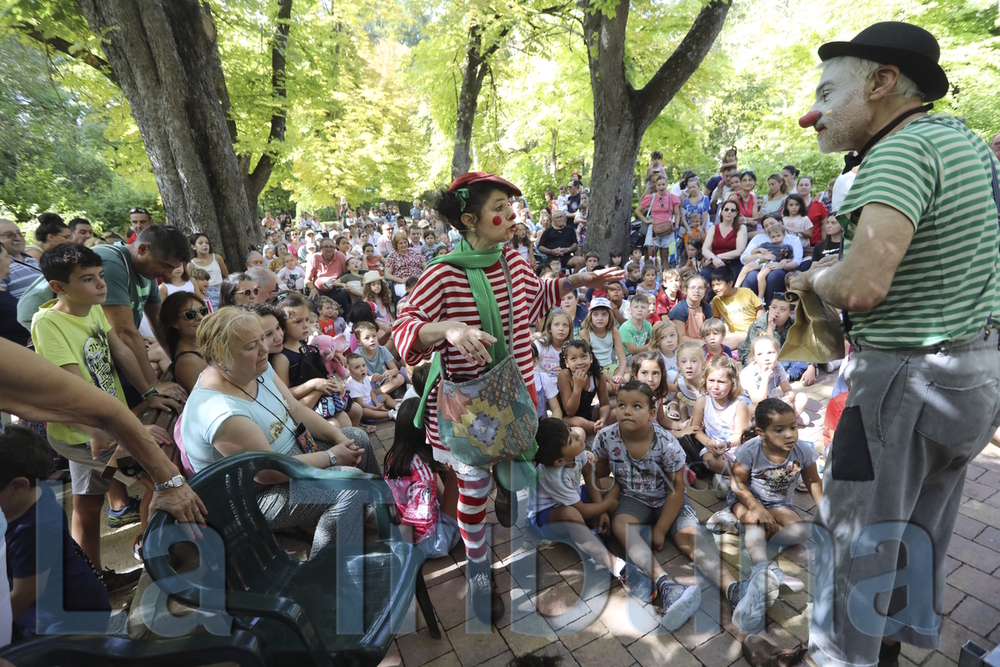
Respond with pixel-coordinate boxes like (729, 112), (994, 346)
(726, 488), (795, 513)
(528, 486), (590, 539)
(613, 493), (700, 538)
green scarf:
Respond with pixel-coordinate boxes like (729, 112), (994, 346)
(414, 237), (507, 427)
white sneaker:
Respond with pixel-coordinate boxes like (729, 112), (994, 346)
(731, 563), (780, 633)
(660, 583), (701, 631)
(388, 408), (397, 420)
(712, 473), (731, 499)
(768, 562), (805, 593)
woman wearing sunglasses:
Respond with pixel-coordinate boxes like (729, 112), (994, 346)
(700, 193), (748, 296)
(218, 272), (257, 307)
(160, 291), (210, 395)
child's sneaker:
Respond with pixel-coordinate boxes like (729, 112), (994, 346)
(729, 563), (780, 633)
(658, 579), (701, 631)
(712, 473), (731, 499)
(706, 508), (740, 535)
(107, 496), (142, 528)
(768, 561), (804, 593)
(388, 408), (398, 420)
(620, 561), (654, 603)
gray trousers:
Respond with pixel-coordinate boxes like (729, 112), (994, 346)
(256, 427), (381, 559)
(810, 330), (1000, 667)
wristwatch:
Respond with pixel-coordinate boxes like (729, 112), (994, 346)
(141, 386), (159, 400)
(154, 474), (186, 492)
(327, 450), (338, 467)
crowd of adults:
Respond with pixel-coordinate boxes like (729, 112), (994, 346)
(3, 19), (1000, 667)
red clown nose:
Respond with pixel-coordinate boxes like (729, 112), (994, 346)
(799, 110), (823, 128)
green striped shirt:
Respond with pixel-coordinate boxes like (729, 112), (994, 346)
(839, 114), (1000, 349)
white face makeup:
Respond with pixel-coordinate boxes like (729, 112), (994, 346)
(809, 61), (871, 154)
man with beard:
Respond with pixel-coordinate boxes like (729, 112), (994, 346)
(777, 22), (1000, 667)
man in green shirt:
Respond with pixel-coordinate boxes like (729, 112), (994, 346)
(786, 23), (1000, 667)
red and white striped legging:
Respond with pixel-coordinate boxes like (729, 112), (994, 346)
(455, 470), (492, 565)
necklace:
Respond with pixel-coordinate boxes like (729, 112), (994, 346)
(220, 372), (293, 442)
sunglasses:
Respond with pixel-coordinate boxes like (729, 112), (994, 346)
(722, 207), (738, 213)
(239, 287), (260, 298)
(129, 207), (149, 215)
(181, 306), (210, 321)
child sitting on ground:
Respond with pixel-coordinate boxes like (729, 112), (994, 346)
(701, 317), (739, 362)
(620, 293), (653, 357)
(533, 342), (562, 420)
(734, 223), (794, 300)
(594, 381), (756, 630)
(556, 339), (610, 435)
(345, 352), (398, 421)
(277, 251), (306, 292)
(534, 309), (573, 380)
(740, 336), (808, 418)
(654, 269), (683, 323)
(710, 266), (763, 350)
(527, 419), (621, 573)
(1, 426), (111, 640)
(635, 265), (658, 298)
(668, 275), (712, 344)
(316, 296), (346, 337)
(692, 355), (750, 477)
(355, 321), (408, 397)
(724, 399), (823, 613)
(580, 297), (628, 391)
(383, 399), (460, 558)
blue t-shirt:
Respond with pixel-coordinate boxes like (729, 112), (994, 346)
(181, 364), (297, 473)
(668, 299), (713, 323)
(6, 486), (110, 638)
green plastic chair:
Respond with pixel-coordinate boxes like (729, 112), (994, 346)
(0, 630), (270, 666)
(143, 451), (440, 667)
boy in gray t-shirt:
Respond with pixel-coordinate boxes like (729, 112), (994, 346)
(724, 399), (823, 603)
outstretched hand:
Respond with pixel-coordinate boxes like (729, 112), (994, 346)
(578, 267), (626, 290)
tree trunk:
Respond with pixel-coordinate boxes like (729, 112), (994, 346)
(242, 0), (292, 218)
(451, 26), (490, 180)
(77, 0), (260, 270)
(583, 0), (731, 262)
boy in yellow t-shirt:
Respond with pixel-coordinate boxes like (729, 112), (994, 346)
(709, 265), (764, 350)
(30, 244), (179, 591)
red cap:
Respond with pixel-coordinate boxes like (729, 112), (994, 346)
(448, 171), (522, 197)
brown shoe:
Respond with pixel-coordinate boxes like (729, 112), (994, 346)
(742, 635), (808, 667)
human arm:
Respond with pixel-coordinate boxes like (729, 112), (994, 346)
(0, 338), (206, 530)
(801, 462), (823, 505)
(730, 461), (778, 531)
(9, 576), (37, 622)
(173, 353), (208, 396)
(272, 372), (359, 451)
(596, 374), (611, 425)
(730, 401), (750, 446)
(611, 329), (628, 379)
(103, 304), (160, 389)
(691, 396), (723, 453)
(652, 469), (686, 550)
(106, 332), (182, 413)
(217, 254), (229, 278)
(269, 353), (326, 405)
(743, 367), (771, 405)
(702, 226), (724, 268)
(788, 202), (914, 312)
(557, 368), (585, 417)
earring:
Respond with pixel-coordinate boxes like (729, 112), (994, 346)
(222, 365), (229, 372)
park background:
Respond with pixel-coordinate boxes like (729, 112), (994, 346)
(1, 0), (997, 258)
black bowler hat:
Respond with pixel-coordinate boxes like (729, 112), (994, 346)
(818, 22), (949, 102)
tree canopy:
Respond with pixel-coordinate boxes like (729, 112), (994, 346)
(1, 0), (997, 232)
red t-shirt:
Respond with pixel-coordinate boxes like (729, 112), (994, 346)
(807, 200), (829, 245)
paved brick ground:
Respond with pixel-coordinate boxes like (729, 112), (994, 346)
(369, 370), (1000, 667)
(90, 368), (1000, 664)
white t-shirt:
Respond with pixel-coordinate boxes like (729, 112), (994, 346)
(534, 342), (561, 380)
(534, 371), (558, 419)
(346, 375), (375, 406)
(527, 450), (588, 518)
(740, 363), (790, 401)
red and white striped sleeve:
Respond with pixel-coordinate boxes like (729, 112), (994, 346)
(392, 263), (452, 367)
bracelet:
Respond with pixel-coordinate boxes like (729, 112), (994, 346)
(562, 277), (574, 292)
(327, 449), (337, 467)
(141, 386), (159, 400)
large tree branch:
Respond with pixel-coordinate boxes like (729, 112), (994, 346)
(245, 0), (292, 199)
(12, 21), (118, 85)
(634, 0), (731, 128)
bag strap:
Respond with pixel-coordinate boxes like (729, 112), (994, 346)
(415, 251), (517, 427)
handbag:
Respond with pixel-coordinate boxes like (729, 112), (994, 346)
(778, 290), (847, 364)
(651, 196), (674, 236)
(431, 257), (539, 468)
